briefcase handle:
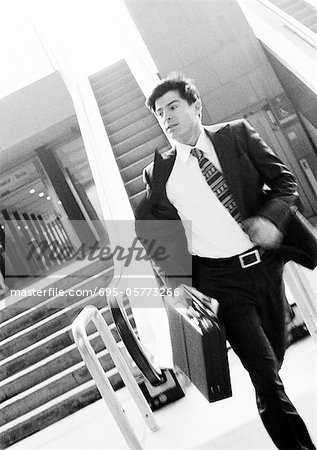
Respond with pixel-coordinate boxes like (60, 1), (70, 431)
(181, 285), (219, 323)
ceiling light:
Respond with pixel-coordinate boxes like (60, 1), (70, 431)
(46, 196), (51, 200)
(38, 192), (45, 197)
(29, 188), (35, 194)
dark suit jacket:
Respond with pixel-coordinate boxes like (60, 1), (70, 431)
(135, 119), (317, 288)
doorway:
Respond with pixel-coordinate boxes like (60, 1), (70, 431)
(242, 106), (317, 217)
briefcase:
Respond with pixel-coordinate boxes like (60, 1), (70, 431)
(165, 291), (232, 403)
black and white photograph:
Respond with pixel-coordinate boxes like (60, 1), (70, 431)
(0, 0), (316, 449)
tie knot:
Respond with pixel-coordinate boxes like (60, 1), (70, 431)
(190, 148), (203, 160)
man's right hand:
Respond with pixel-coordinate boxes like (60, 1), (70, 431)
(241, 216), (283, 249)
(176, 284), (219, 314)
(167, 284), (193, 308)
(167, 284), (199, 308)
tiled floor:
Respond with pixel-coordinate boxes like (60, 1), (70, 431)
(10, 337), (316, 450)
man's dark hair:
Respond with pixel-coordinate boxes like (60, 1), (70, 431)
(146, 72), (200, 113)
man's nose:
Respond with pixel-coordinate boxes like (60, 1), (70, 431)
(163, 110), (172, 122)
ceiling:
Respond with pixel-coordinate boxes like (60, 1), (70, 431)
(0, 116), (93, 221)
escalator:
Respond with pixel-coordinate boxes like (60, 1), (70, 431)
(89, 60), (170, 210)
(268, 0), (317, 32)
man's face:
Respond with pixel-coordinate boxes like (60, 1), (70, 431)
(154, 90), (201, 145)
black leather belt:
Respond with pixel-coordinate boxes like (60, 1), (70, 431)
(193, 247), (267, 269)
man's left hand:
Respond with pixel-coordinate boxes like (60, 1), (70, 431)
(241, 216), (284, 249)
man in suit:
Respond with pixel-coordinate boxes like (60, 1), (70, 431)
(135, 73), (316, 449)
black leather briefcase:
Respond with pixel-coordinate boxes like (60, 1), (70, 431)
(165, 291), (232, 403)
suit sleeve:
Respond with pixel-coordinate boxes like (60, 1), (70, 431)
(135, 217), (192, 290)
(237, 119), (300, 233)
(135, 167), (192, 290)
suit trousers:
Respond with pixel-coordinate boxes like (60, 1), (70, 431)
(192, 251), (315, 450)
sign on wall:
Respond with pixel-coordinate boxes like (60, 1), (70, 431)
(0, 161), (38, 198)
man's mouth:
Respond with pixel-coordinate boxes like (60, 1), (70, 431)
(166, 124), (178, 132)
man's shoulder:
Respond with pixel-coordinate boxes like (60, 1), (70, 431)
(143, 147), (175, 182)
(204, 118), (248, 133)
(143, 161), (154, 184)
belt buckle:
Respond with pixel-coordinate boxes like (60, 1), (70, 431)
(239, 249), (261, 269)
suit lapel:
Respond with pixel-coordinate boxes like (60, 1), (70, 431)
(152, 148), (176, 193)
(206, 126), (246, 218)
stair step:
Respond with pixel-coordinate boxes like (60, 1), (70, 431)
(120, 153), (155, 184)
(295, 7), (316, 19)
(296, 13), (317, 29)
(97, 86), (143, 114)
(293, 14), (316, 28)
(0, 305), (117, 380)
(124, 174), (145, 198)
(0, 296), (133, 380)
(130, 190), (147, 210)
(90, 68), (128, 86)
(0, 334), (96, 403)
(0, 347), (120, 426)
(0, 295), (107, 360)
(271, 0), (317, 31)
(308, 21), (317, 32)
(302, 13), (317, 25)
(92, 72), (137, 97)
(285, 2), (310, 14)
(93, 78), (139, 102)
(272, 0), (300, 7)
(109, 114), (158, 146)
(0, 372), (123, 449)
(0, 268), (112, 340)
(120, 143), (169, 185)
(101, 97), (145, 124)
(0, 312), (136, 404)
(116, 134), (168, 171)
(0, 329), (66, 381)
(89, 60), (129, 86)
(0, 258), (110, 324)
(113, 123), (164, 158)
(106, 106), (149, 135)
(122, 143), (170, 185)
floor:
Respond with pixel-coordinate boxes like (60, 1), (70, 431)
(10, 336), (316, 450)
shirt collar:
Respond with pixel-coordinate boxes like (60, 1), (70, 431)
(175, 126), (213, 163)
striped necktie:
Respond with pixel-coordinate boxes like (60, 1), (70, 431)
(191, 148), (242, 223)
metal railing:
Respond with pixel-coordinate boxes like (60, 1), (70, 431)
(72, 304), (159, 450)
(284, 262), (317, 343)
(256, 0), (317, 48)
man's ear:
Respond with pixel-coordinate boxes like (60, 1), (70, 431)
(194, 99), (202, 118)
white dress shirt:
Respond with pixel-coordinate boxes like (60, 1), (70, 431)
(166, 127), (254, 258)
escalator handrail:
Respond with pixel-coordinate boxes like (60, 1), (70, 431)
(107, 270), (165, 387)
(255, 0), (316, 48)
